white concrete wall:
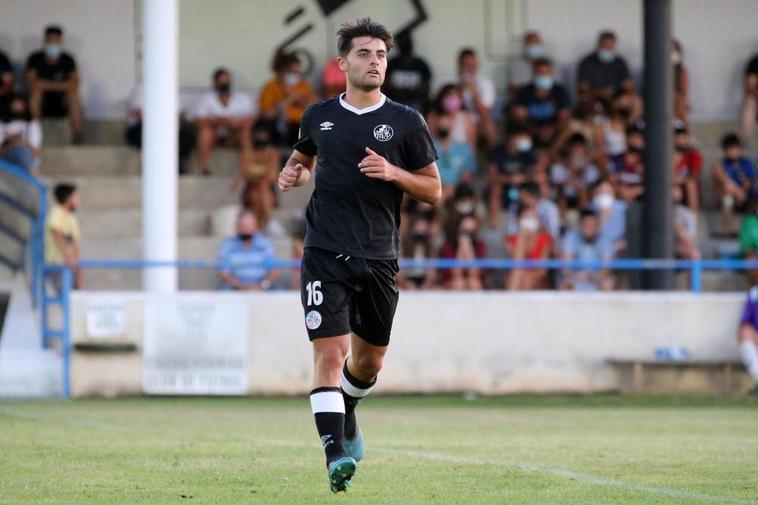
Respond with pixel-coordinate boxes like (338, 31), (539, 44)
(69, 291), (747, 395)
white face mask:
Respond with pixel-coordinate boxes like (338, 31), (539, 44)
(519, 216), (540, 233)
(516, 138), (533, 153)
(671, 51), (682, 65)
(594, 193), (614, 210)
(284, 72), (300, 86)
(455, 200), (475, 215)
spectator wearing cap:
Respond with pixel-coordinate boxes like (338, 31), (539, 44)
(45, 183), (82, 289)
(576, 30), (636, 108)
(673, 125), (702, 212)
(507, 31), (545, 99)
(559, 208), (615, 291)
(713, 133), (757, 235)
(25, 25), (83, 142)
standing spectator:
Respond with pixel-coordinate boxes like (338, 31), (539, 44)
(739, 52), (758, 138)
(217, 210), (279, 291)
(25, 25), (83, 142)
(673, 125), (702, 212)
(442, 48), (496, 145)
(576, 30), (636, 107)
(549, 133), (601, 213)
(737, 288), (758, 395)
(440, 214), (486, 290)
(234, 121), (279, 227)
(672, 39), (690, 127)
(487, 126), (546, 228)
(559, 209), (615, 291)
(673, 185), (700, 260)
(511, 57), (571, 147)
(0, 94), (42, 175)
(434, 111), (477, 202)
(713, 133), (757, 235)
(398, 217), (437, 290)
(259, 51), (316, 147)
(507, 31), (545, 99)
(192, 68), (256, 175)
(385, 32), (432, 112)
(427, 84), (477, 152)
(45, 183), (82, 290)
(0, 48), (13, 106)
(505, 205), (551, 290)
(124, 82), (196, 174)
(320, 57), (346, 99)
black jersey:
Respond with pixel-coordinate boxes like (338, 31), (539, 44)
(294, 93), (437, 260)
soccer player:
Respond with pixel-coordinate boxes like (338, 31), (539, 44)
(277, 18), (441, 493)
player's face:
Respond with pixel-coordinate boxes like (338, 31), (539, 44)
(339, 36), (388, 92)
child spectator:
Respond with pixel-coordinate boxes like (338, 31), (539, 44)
(609, 142), (645, 203)
(673, 125), (702, 212)
(440, 214), (486, 290)
(713, 133), (757, 235)
(588, 179), (627, 254)
(398, 217), (438, 290)
(0, 94), (42, 175)
(549, 133), (601, 213)
(559, 208), (615, 291)
(505, 205), (551, 290)
(217, 210), (279, 291)
(45, 183), (82, 289)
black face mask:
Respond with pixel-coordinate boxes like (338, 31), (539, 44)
(412, 232), (428, 243)
(437, 128), (450, 140)
(616, 107), (632, 120)
(238, 233), (253, 242)
(253, 139), (269, 149)
(216, 82), (231, 94)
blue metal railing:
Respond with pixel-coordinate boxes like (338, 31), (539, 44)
(41, 265), (72, 398)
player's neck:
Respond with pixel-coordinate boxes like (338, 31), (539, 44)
(342, 86), (382, 110)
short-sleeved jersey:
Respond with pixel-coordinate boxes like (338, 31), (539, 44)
(26, 51), (77, 82)
(294, 93), (437, 260)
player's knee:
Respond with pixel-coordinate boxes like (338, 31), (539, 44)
(315, 346), (347, 374)
(353, 353), (384, 378)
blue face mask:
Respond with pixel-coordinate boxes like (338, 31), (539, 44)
(598, 49), (615, 63)
(44, 43), (61, 59)
(516, 137), (533, 152)
(524, 44), (543, 60)
(534, 75), (553, 90)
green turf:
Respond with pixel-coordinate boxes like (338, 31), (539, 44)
(1, 395), (757, 504)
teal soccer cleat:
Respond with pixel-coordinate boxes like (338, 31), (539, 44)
(328, 456), (357, 493)
(342, 426), (364, 462)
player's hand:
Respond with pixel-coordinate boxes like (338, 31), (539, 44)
(360, 147), (397, 182)
(278, 163), (304, 192)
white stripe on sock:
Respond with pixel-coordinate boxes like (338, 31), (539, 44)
(341, 372), (374, 398)
(310, 391), (345, 414)
(740, 341), (758, 381)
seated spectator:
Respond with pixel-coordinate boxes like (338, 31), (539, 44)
(427, 84), (477, 152)
(320, 57), (346, 99)
(440, 214), (486, 290)
(505, 205), (551, 290)
(511, 57), (570, 147)
(385, 32), (432, 112)
(440, 48), (496, 146)
(713, 133), (757, 235)
(506, 181), (560, 242)
(672, 39), (690, 127)
(234, 121), (279, 227)
(673, 185), (700, 260)
(739, 52), (758, 138)
(45, 183), (82, 290)
(124, 82), (196, 174)
(577, 30), (636, 108)
(609, 144), (645, 203)
(217, 210), (279, 291)
(673, 124), (702, 212)
(259, 51), (316, 146)
(192, 68), (256, 175)
(487, 126), (547, 228)
(0, 48), (13, 105)
(559, 208), (615, 291)
(398, 216), (438, 290)
(594, 107), (629, 159)
(588, 179), (627, 253)
(434, 111), (477, 202)
(25, 25), (83, 142)
(446, 182), (479, 224)
(549, 133), (601, 213)
(0, 94), (42, 175)
(507, 31), (545, 99)
(737, 288), (758, 395)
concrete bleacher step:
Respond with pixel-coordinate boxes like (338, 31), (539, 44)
(77, 208), (212, 238)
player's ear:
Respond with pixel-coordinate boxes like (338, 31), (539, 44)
(337, 56), (348, 72)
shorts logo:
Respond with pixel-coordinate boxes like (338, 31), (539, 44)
(373, 124), (394, 142)
(305, 310), (322, 330)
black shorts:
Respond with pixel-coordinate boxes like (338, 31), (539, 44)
(300, 247), (399, 346)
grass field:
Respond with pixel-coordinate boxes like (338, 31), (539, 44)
(1, 395), (757, 504)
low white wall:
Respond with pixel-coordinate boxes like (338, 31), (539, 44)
(69, 291), (747, 395)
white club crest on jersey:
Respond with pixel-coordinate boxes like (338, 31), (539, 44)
(373, 124), (394, 142)
(320, 121), (334, 131)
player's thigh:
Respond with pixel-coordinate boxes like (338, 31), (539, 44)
(352, 259), (399, 347)
(301, 248), (353, 340)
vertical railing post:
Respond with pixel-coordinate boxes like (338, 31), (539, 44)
(61, 267), (72, 398)
(690, 259), (702, 293)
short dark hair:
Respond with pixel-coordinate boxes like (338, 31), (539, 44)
(722, 132), (742, 150)
(272, 51), (298, 73)
(45, 25), (63, 37)
(212, 67), (230, 81)
(54, 183), (76, 205)
(566, 132), (588, 147)
(533, 57), (553, 69)
(598, 30), (616, 43)
(458, 48), (476, 65)
(520, 181), (541, 197)
(337, 18), (393, 57)
(580, 208), (598, 220)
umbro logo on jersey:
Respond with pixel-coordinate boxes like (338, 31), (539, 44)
(320, 121), (334, 131)
(373, 124), (393, 141)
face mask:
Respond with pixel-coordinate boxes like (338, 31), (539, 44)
(455, 200), (475, 215)
(615, 107), (632, 120)
(594, 193), (614, 210)
(570, 155), (587, 168)
(216, 82), (231, 94)
(519, 216), (540, 233)
(412, 232), (428, 243)
(437, 127), (450, 140)
(284, 72), (300, 87)
(516, 137), (533, 152)
(442, 94), (462, 113)
(253, 139), (269, 149)
(44, 43), (61, 59)
(598, 49), (615, 63)
(238, 233), (253, 241)
(534, 75), (553, 90)
(671, 51), (682, 65)
(525, 44), (543, 60)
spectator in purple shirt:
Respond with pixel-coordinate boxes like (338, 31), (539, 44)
(738, 287), (758, 395)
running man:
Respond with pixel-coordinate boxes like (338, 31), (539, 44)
(278, 18), (441, 493)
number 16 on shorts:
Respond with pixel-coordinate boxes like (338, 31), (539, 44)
(305, 281), (323, 331)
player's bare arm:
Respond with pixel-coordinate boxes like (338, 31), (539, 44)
(278, 150), (316, 192)
(359, 147), (441, 204)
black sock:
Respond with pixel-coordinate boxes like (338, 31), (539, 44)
(310, 387), (345, 465)
(340, 360), (376, 439)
